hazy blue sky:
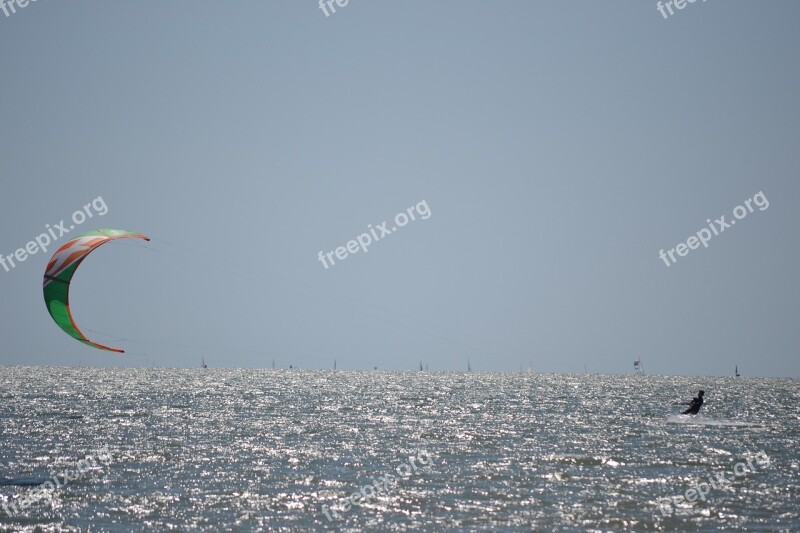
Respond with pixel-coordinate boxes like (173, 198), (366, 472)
(1, 1), (798, 376)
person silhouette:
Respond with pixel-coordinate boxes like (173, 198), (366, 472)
(681, 390), (705, 415)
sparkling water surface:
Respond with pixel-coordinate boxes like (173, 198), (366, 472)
(0, 367), (798, 532)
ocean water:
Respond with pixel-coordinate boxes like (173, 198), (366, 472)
(0, 367), (798, 532)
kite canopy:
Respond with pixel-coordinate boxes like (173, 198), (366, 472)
(43, 229), (149, 353)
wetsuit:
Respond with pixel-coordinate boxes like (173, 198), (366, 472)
(682, 395), (704, 415)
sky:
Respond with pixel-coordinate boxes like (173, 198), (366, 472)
(0, 1), (798, 376)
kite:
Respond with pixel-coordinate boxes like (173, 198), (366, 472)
(43, 229), (149, 353)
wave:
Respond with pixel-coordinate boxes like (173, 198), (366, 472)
(665, 414), (764, 428)
(0, 476), (50, 487)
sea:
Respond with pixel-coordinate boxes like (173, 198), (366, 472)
(0, 367), (797, 532)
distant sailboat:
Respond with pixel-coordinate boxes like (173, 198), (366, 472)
(467, 359), (472, 372)
(634, 358), (644, 375)
(272, 359), (276, 370)
(201, 357), (208, 369)
(735, 365), (740, 378)
(334, 359), (337, 370)
(419, 361), (423, 371)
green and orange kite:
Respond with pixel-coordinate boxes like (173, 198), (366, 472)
(43, 229), (149, 353)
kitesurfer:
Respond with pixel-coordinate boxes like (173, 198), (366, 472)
(681, 390), (705, 415)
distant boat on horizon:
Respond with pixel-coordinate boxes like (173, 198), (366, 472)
(201, 357), (208, 369)
(634, 358), (644, 375)
(467, 359), (472, 372)
(735, 365), (741, 378)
